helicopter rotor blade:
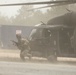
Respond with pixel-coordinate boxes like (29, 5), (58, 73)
(28, 2), (75, 11)
(0, 1), (76, 6)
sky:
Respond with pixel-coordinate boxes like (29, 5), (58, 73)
(0, 0), (48, 18)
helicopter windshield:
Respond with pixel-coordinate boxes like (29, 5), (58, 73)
(29, 27), (53, 41)
(29, 28), (43, 40)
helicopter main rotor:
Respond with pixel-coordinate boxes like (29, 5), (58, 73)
(0, 0), (75, 6)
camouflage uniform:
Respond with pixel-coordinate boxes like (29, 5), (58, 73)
(12, 34), (31, 60)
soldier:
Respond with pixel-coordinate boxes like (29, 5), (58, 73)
(12, 33), (31, 60)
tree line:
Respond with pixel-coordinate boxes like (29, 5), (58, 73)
(0, 3), (74, 26)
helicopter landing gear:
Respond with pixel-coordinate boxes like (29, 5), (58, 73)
(47, 55), (57, 62)
(47, 52), (57, 62)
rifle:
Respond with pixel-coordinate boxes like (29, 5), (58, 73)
(11, 40), (18, 46)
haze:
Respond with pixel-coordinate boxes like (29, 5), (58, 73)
(0, 0), (48, 17)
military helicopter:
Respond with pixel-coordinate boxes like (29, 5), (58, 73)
(1, 0), (76, 61)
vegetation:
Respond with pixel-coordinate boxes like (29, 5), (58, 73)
(0, 0), (75, 26)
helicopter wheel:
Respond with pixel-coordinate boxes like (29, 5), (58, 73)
(47, 54), (57, 63)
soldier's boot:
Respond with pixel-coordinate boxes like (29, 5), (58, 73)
(20, 50), (32, 60)
(20, 50), (25, 60)
(24, 50), (32, 60)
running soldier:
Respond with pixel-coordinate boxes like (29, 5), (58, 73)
(12, 33), (31, 60)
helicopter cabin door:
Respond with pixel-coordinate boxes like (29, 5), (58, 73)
(59, 27), (74, 57)
(42, 28), (59, 55)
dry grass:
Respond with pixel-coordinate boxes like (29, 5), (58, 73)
(0, 49), (20, 58)
(58, 57), (76, 62)
(0, 49), (21, 62)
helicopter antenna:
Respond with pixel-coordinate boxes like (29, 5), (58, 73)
(66, 8), (72, 12)
(40, 21), (46, 25)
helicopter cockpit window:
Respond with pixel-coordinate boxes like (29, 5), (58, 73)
(42, 29), (52, 38)
(29, 28), (43, 40)
(29, 29), (36, 40)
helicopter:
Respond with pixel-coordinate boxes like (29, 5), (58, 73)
(1, 0), (76, 61)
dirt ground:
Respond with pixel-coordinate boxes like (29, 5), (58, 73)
(0, 49), (47, 62)
(0, 48), (76, 62)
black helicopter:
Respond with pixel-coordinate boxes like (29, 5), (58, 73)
(1, 0), (76, 61)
